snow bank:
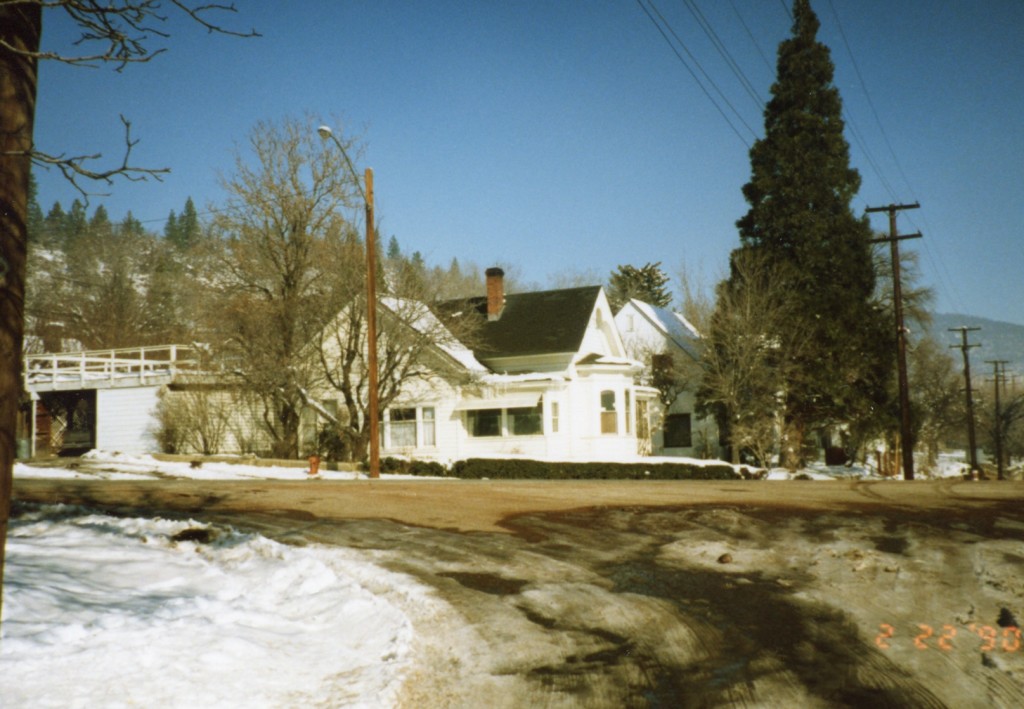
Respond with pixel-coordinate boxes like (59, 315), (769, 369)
(1, 505), (420, 708)
(14, 450), (449, 482)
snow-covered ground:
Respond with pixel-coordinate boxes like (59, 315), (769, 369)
(764, 450), (976, 480)
(0, 503), (437, 708)
(3, 448), (994, 707)
(13, 449), (394, 482)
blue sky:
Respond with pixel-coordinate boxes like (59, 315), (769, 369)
(33, 1), (1024, 325)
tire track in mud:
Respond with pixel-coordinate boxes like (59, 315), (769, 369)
(503, 507), (951, 708)
(256, 506), (969, 707)
(179, 499), (1024, 707)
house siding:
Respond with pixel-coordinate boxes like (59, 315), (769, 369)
(615, 300), (720, 459)
(95, 386), (161, 454)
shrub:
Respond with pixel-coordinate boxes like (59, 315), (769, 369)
(380, 457), (448, 477)
(449, 458), (740, 481)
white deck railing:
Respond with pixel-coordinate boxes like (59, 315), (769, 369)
(24, 344), (199, 388)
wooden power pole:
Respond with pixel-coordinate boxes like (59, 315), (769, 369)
(987, 360), (1009, 480)
(949, 326), (981, 476)
(867, 202), (922, 480)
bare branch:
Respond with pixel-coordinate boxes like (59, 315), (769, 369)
(13, 115), (168, 201)
(0, 0), (258, 70)
(169, 1), (258, 37)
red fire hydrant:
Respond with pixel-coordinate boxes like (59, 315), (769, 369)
(308, 454), (321, 477)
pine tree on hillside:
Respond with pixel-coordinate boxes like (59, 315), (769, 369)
(722, 0), (892, 467)
(178, 197), (200, 249)
(26, 174), (43, 243)
(88, 204), (112, 239)
(164, 209), (180, 245)
(386, 235), (401, 260)
(41, 201), (66, 247)
(164, 198), (201, 250)
(121, 211), (146, 238)
(65, 199), (87, 244)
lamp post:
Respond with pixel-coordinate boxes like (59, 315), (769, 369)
(317, 125), (380, 479)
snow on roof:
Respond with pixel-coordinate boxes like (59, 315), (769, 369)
(624, 299), (701, 358)
(380, 296), (488, 373)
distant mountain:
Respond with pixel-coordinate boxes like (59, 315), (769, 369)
(926, 313), (1024, 376)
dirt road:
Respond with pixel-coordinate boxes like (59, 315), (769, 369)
(13, 476), (1023, 533)
(14, 477), (1024, 707)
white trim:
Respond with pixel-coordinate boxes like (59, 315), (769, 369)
(453, 394), (542, 411)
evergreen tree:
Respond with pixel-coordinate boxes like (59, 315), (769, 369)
(26, 173), (43, 244)
(120, 211), (145, 238)
(723, 0), (892, 467)
(43, 201), (66, 245)
(164, 209), (180, 245)
(178, 197), (200, 249)
(607, 262), (672, 312)
(386, 235), (401, 260)
(88, 204), (112, 239)
(65, 199), (87, 243)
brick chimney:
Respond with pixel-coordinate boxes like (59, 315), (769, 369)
(485, 267), (505, 321)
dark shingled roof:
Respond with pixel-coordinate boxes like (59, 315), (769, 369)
(440, 286), (601, 361)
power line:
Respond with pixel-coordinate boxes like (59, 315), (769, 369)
(826, 0), (917, 201)
(635, 0), (755, 148)
(681, 0), (765, 109)
(728, 0), (774, 75)
(821, 2), (969, 317)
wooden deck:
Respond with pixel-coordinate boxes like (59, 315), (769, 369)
(24, 344), (199, 391)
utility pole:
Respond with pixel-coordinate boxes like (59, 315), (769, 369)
(987, 360), (1009, 480)
(316, 125), (380, 478)
(867, 202), (922, 480)
(949, 326), (981, 476)
(364, 167), (380, 479)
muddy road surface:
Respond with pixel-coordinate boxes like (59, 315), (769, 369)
(15, 477), (1024, 707)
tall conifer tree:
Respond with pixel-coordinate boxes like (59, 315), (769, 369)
(726, 0), (892, 466)
(178, 197), (200, 248)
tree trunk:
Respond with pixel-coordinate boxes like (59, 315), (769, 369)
(0, 2), (41, 629)
(272, 404), (300, 459)
(781, 420), (806, 471)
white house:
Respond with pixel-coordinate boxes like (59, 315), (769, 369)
(615, 299), (720, 458)
(20, 275), (714, 466)
(318, 268), (661, 464)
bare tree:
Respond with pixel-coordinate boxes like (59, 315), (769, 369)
(674, 260), (717, 336)
(546, 266), (604, 290)
(978, 378), (1024, 476)
(908, 337), (964, 472)
(0, 0), (253, 627)
(697, 248), (802, 466)
(317, 263), (481, 462)
(153, 380), (231, 455)
(201, 117), (362, 459)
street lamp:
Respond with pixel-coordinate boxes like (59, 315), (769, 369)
(317, 124), (380, 479)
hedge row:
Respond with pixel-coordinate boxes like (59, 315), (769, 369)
(448, 457), (741, 480)
(379, 457), (448, 477)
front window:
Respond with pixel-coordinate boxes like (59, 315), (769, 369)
(467, 408), (501, 437)
(601, 390), (618, 434)
(509, 405), (542, 436)
(389, 407), (417, 447)
(422, 407), (436, 447)
(664, 413), (692, 448)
